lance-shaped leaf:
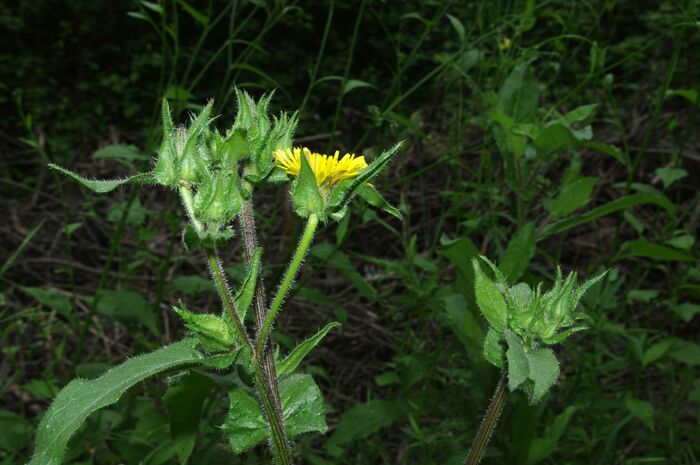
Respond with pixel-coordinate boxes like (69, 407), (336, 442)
(222, 374), (327, 453)
(332, 141), (404, 210)
(277, 322), (341, 376)
(232, 247), (261, 322)
(30, 339), (200, 465)
(48, 164), (154, 193)
(357, 184), (402, 219)
(291, 148), (323, 217)
(473, 258), (508, 332)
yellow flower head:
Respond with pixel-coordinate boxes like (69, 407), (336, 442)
(273, 147), (368, 189)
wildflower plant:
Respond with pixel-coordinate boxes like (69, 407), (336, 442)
(464, 256), (606, 465)
(31, 90), (402, 465)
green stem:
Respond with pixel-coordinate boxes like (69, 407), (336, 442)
(256, 213), (319, 355)
(464, 373), (508, 465)
(178, 184), (293, 465)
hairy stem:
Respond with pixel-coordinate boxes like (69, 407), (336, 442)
(464, 373), (508, 465)
(238, 199), (288, 455)
(179, 184), (293, 464)
(256, 213), (319, 355)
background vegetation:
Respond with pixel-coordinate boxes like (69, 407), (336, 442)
(1, 0), (699, 463)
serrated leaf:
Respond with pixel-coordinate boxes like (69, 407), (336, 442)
(222, 374), (328, 453)
(473, 258), (508, 332)
(278, 322), (341, 376)
(233, 248), (261, 322)
(30, 339), (200, 465)
(526, 347), (559, 404)
(505, 331), (529, 390)
(164, 372), (214, 465)
(484, 327), (505, 369)
(500, 222), (536, 282)
(49, 164), (153, 193)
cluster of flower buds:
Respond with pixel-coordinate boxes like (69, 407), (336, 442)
(152, 90), (299, 230)
(472, 255), (606, 404)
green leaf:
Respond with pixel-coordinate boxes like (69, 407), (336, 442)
(1, 220), (43, 279)
(164, 84), (195, 101)
(278, 322), (341, 376)
(92, 144), (147, 162)
(505, 332), (560, 404)
(164, 372), (214, 465)
(95, 290), (159, 335)
(233, 248), (261, 322)
(621, 240), (695, 261)
(548, 177), (597, 218)
(173, 304), (236, 351)
(560, 104), (598, 125)
(526, 347), (559, 404)
(20, 287), (72, 317)
(654, 167), (687, 189)
(525, 406), (576, 464)
(221, 387), (267, 453)
(170, 276), (216, 297)
(325, 400), (403, 450)
(443, 293), (484, 356)
(671, 302), (700, 322)
(281, 374), (328, 438)
(473, 258), (508, 332)
(292, 148), (324, 217)
(357, 184), (402, 219)
(500, 222), (536, 282)
(642, 338), (676, 367)
(539, 194), (676, 239)
(30, 339), (200, 465)
(311, 243), (377, 300)
(446, 13), (466, 43)
(49, 164), (153, 193)
(174, 0), (209, 26)
(223, 374), (328, 453)
(496, 62), (539, 122)
(342, 79), (375, 95)
(334, 141), (404, 210)
(625, 397), (655, 431)
(533, 123), (576, 157)
(670, 340), (700, 365)
(483, 328), (505, 369)
(505, 331), (529, 390)
(439, 237), (480, 303)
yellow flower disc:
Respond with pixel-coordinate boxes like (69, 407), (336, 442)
(273, 147), (368, 189)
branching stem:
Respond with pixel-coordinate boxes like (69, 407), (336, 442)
(179, 184), (292, 465)
(464, 373), (508, 465)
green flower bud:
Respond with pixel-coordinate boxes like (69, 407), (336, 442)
(194, 170), (243, 224)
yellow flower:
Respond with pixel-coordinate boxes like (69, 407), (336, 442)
(498, 37), (512, 51)
(273, 147), (368, 189)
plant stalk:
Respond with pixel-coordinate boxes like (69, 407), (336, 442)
(238, 199), (287, 452)
(178, 184), (293, 464)
(464, 373), (508, 465)
(256, 213), (319, 356)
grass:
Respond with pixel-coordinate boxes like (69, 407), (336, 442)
(1, 0), (699, 464)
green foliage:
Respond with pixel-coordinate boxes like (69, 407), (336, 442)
(222, 374), (328, 453)
(30, 339), (200, 465)
(277, 322), (341, 376)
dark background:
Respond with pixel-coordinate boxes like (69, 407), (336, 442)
(1, 1), (699, 464)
